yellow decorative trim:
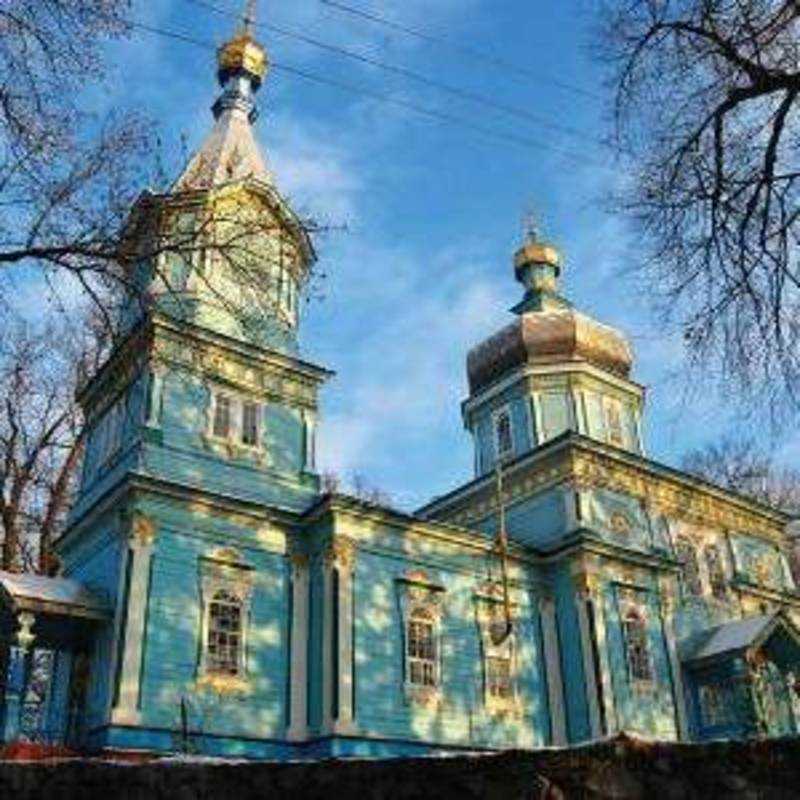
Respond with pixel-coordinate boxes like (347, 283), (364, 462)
(130, 512), (157, 548)
(196, 673), (252, 696)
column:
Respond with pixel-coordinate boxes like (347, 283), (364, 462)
(590, 583), (617, 735)
(660, 584), (689, 739)
(2, 612), (35, 742)
(303, 410), (317, 472)
(144, 366), (166, 428)
(111, 513), (156, 726)
(573, 575), (602, 739)
(287, 553), (309, 741)
(321, 536), (356, 735)
(539, 596), (567, 745)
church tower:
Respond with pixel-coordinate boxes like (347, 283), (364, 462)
(464, 224), (644, 476)
(57, 3), (330, 754)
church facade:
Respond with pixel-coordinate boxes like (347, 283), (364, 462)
(2, 10), (800, 758)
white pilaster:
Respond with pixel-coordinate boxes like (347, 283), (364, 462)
(574, 579), (602, 739)
(321, 536), (356, 735)
(539, 596), (567, 745)
(145, 367), (166, 428)
(589, 586), (617, 734)
(287, 553), (309, 741)
(111, 513), (156, 726)
(661, 585), (689, 739)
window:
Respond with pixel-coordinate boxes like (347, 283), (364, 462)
(486, 655), (513, 700)
(705, 544), (727, 600)
(212, 394), (232, 439)
(206, 590), (243, 676)
(605, 398), (624, 447)
(676, 536), (703, 596)
(407, 610), (437, 687)
(622, 609), (653, 684)
(699, 683), (734, 728)
(241, 401), (259, 447)
(494, 407), (513, 459)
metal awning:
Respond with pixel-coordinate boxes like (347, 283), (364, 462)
(0, 570), (111, 621)
(680, 613), (800, 666)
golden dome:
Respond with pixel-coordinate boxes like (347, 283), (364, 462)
(217, 34), (268, 85)
(513, 241), (561, 272)
(467, 308), (633, 394)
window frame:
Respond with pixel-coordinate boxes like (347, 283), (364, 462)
(492, 404), (514, 461)
(675, 536), (704, 597)
(475, 588), (519, 714)
(207, 387), (263, 452)
(198, 549), (255, 691)
(406, 608), (439, 689)
(621, 607), (655, 688)
(206, 589), (245, 677)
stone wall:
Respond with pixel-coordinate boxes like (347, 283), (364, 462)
(2, 733), (800, 800)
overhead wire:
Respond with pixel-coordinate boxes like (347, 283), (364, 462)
(182, 0), (596, 143)
(111, 15), (601, 165)
(318, 0), (603, 102)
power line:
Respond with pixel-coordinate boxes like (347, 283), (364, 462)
(116, 16), (600, 165)
(182, 0), (595, 143)
(319, 0), (602, 103)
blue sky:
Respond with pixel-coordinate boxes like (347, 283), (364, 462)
(32, 0), (798, 508)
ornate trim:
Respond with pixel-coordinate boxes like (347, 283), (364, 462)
(324, 535), (356, 572)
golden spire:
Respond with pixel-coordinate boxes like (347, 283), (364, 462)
(514, 210), (560, 274)
(217, 0), (268, 88)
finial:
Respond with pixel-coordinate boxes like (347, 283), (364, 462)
(522, 209), (539, 244)
(242, 0), (257, 37)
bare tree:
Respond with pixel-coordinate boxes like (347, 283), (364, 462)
(682, 435), (800, 512)
(0, 2), (325, 338)
(0, 308), (107, 573)
(596, 0), (800, 420)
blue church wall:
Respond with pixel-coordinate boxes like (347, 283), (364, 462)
(684, 659), (754, 741)
(581, 488), (653, 554)
(474, 488), (569, 550)
(131, 493), (290, 744)
(729, 534), (794, 593)
(349, 547), (549, 750)
(551, 564), (591, 743)
(602, 582), (677, 738)
(135, 368), (317, 513)
(470, 385), (534, 474)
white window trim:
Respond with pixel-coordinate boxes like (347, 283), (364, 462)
(396, 571), (445, 707)
(617, 596), (655, 692)
(205, 386), (264, 456)
(491, 403), (514, 462)
(197, 548), (255, 694)
(475, 586), (521, 716)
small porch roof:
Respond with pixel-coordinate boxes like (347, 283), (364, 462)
(0, 571), (110, 621)
(680, 613), (800, 666)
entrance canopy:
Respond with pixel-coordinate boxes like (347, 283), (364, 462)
(0, 571), (110, 622)
(680, 612), (800, 669)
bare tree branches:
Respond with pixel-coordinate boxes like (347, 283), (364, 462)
(596, 0), (800, 422)
(0, 308), (108, 572)
(682, 434), (800, 512)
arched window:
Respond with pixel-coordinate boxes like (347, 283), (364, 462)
(676, 536), (703, 596)
(407, 608), (437, 687)
(705, 544), (727, 600)
(622, 609), (653, 683)
(207, 590), (244, 676)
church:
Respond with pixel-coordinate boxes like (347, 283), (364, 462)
(2, 7), (800, 758)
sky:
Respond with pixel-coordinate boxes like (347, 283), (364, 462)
(44, 0), (798, 509)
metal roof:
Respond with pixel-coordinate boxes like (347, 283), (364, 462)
(680, 613), (800, 664)
(0, 571), (111, 621)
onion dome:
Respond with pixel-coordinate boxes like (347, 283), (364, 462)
(217, 0), (268, 90)
(466, 221), (633, 394)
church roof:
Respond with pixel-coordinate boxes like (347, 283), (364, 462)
(679, 613), (800, 665)
(467, 307), (633, 394)
(0, 570), (110, 621)
(172, 106), (273, 192)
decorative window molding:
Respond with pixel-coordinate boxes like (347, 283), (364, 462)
(474, 582), (520, 716)
(492, 405), (514, 461)
(396, 569), (445, 707)
(675, 536), (703, 597)
(603, 396), (624, 448)
(704, 543), (728, 600)
(618, 597), (655, 691)
(197, 548), (255, 695)
(205, 386), (264, 459)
